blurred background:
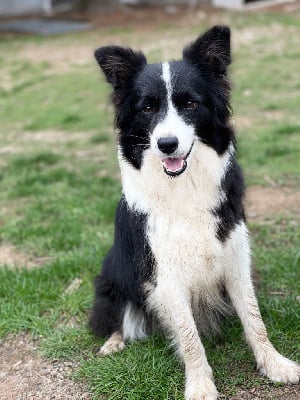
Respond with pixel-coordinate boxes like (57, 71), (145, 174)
(0, 1), (299, 400)
(1, 0), (293, 17)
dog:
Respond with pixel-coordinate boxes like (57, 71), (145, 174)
(89, 26), (300, 400)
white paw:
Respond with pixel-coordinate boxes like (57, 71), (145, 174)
(257, 351), (300, 384)
(185, 377), (218, 400)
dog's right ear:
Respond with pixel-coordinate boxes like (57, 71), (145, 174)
(94, 46), (147, 90)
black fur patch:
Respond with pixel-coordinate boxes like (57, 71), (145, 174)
(89, 197), (155, 337)
(213, 159), (246, 242)
(118, 63), (168, 169)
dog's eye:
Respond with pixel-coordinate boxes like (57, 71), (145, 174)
(142, 105), (154, 114)
(184, 100), (198, 110)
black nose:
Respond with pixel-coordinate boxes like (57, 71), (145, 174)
(157, 136), (178, 155)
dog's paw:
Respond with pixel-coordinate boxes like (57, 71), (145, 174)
(98, 340), (125, 356)
(185, 377), (218, 400)
(257, 351), (300, 384)
(98, 333), (126, 357)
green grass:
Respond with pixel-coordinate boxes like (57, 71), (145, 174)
(0, 7), (299, 400)
(0, 71), (113, 131)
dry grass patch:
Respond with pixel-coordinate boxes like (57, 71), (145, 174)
(246, 186), (300, 221)
(19, 44), (94, 72)
(0, 243), (32, 269)
(0, 243), (54, 270)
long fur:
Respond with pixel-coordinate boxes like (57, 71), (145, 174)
(89, 25), (300, 400)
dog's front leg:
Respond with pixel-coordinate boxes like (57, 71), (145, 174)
(225, 238), (300, 384)
(150, 287), (218, 400)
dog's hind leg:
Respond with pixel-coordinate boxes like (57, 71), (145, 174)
(99, 302), (149, 356)
(99, 331), (126, 356)
(225, 223), (300, 384)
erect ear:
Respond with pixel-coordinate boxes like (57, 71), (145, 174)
(94, 46), (147, 89)
(183, 26), (231, 75)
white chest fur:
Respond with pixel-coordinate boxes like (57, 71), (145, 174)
(120, 141), (234, 290)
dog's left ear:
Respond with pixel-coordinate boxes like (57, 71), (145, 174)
(183, 25), (231, 76)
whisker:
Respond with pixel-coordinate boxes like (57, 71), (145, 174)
(130, 144), (149, 147)
(128, 135), (148, 140)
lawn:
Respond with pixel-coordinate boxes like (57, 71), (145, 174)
(0, 6), (299, 400)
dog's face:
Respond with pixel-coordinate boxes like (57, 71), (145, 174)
(95, 26), (233, 177)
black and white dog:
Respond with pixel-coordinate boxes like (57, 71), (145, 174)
(89, 26), (300, 399)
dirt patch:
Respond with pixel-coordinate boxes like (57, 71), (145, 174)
(20, 130), (88, 144)
(246, 186), (300, 221)
(19, 44), (94, 72)
(257, 0), (300, 13)
(0, 131), (81, 155)
(0, 145), (21, 155)
(0, 333), (90, 400)
(0, 243), (54, 269)
(0, 244), (32, 269)
(228, 383), (300, 399)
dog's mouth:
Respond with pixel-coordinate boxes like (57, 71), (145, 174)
(161, 144), (193, 177)
(162, 157), (187, 177)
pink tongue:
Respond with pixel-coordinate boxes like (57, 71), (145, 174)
(163, 158), (184, 172)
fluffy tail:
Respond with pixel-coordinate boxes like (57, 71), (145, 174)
(89, 274), (125, 337)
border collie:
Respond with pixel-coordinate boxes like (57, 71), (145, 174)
(89, 26), (300, 399)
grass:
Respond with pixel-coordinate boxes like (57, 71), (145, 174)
(0, 7), (299, 400)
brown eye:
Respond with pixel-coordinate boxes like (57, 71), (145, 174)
(184, 100), (198, 110)
(142, 105), (154, 114)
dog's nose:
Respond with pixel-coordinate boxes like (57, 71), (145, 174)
(157, 136), (178, 155)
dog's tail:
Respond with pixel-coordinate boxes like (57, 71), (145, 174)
(194, 286), (234, 337)
(89, 273), (124, 337)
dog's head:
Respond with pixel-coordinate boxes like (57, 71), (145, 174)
(95, 26), (233, 178)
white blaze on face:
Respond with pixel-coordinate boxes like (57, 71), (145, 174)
(150, 62), (195, 162)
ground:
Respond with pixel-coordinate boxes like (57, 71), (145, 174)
(0, 334), (91, 400)
(1, 185), (299, 400)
